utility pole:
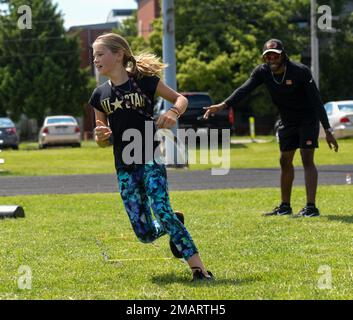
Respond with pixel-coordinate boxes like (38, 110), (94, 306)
(311, 0), (320, 88)
(162, 0), (181, 166)
(162, 0), (177, 93)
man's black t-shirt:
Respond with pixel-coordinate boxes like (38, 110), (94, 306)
(89, 75), (160, 170)
(224, 60), (330, 129)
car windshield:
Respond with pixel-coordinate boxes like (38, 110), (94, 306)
(337, 104), (353, 112)
(46, 117), (76, 124)
(185, 95), (213, 109)
(0, 118), (14, 128)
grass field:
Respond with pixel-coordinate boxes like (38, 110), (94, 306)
(1, 186), (353, 300)
(0, 137), (352, 176)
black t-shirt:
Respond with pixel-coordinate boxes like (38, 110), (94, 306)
(224, 60), (330, 129)
(89, 75), (160, 169)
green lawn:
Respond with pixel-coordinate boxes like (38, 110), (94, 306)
(0, 141), (116, 176)
(189, 136), (352, 170)
(0, 137), (352, 176)
(1, 186), (353, 300)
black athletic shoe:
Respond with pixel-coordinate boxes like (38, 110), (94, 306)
(192, 267), (214, 282)
(263, 204), (292, 216)
(169, 211), (184, 259)
(294, 206), (320, 218)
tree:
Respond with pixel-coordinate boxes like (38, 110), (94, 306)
(99, 0), (353, 123)
(318, 0), (353, 102)
(173, 0), (309, 118)
(0, 0), (90, 125)
(174, 0), (353, 110)
(113, 12), (149, 55)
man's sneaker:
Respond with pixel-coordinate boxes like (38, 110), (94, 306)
(263, 204), (292, 216)
(169, 211), (184, 259)
(294, 206), (320, 218)
(192, 267), (214, 282)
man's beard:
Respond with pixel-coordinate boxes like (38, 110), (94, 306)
(267, 59), (285, 73)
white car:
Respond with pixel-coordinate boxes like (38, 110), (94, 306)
(39, 116), (81, 148)
(320, 100), (353, 138)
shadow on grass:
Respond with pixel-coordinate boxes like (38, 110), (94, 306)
(230, 143), (248, 150)
(194, 143), (248, 151)
(20, 146), (40, 151)
(325, 215), (353, 224)
(152, 272), (257, 287)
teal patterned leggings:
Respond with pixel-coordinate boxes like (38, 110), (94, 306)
(117, 161), (198, 260)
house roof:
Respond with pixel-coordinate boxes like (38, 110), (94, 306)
(69, 22), (118, 31)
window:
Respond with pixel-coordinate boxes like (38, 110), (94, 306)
(185, 95), (213, 110)
(337, 103), (353, 112)
(324, 103), (333, 115)
(46, 117), (76, 125)
(0, 118), (14, 128)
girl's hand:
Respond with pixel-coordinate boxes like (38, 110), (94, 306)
(95, 120), (112, 141)
(156, 110), (178, 129)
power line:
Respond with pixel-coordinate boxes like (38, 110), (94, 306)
(0, 19), (64, 26)
(2, 36), (68, 43)
(0, 50), (83, 58)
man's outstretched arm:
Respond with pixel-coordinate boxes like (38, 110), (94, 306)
(204, 67), (263, 119)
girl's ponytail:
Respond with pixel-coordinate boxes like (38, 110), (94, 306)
(129, 53), (166, 79)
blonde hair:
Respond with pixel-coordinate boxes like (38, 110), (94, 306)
(94, 33), (166, 78)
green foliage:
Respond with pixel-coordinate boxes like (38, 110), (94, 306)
(114, 14), (163, 60)
(113, 12), (148, 55)
(144, 0), (352, 114)
(319, 7), (353, 101)
(148, 17), (163, 58)
(0, 0), (90, 123)
(172, 0), (310, 113)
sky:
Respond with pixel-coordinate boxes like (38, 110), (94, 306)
(53, 0), (137, 29)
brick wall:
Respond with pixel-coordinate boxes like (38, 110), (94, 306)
(137, 0), (160, 39)
(69, 28), (114, 74)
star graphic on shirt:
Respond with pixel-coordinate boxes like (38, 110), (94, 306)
(111, 98), (123, 111)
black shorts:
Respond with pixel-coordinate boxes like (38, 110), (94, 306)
(278, 121), (320, 152)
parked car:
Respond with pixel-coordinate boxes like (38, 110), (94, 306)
(273, 100), (353, 141)
(319, 100), (353, 138)
(0, 117), (19, 150)
(38, 116), (81, 148)
(154, 92), (234, 133)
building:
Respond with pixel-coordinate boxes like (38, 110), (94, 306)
(107, 9), (136, 26)
(69, 22), (118, 72)
(135, 0), (160, 39)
